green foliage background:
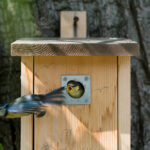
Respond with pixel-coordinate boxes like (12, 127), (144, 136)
(0, 144), (3, 150)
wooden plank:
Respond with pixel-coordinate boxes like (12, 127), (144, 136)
(34, 56), (118, 150)
(21, 57), (33, 150)
(61, 11), (87, 38)
(11, 38), (139, 56)
(118, 56), (130, 150)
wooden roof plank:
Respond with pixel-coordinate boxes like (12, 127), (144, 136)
(11, 38), (139, 56)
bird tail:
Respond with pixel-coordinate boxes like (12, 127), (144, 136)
(43, 87), (65, 105)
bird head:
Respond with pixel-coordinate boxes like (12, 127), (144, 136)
(0, 104), (7, 117)
(67, 80), (85, 98)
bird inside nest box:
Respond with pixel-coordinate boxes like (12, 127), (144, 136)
(11, 11), (139, 150)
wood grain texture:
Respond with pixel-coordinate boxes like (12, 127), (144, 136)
(118, 56), (130, 150)
(34, 56), (118, 150)
(11, 38), (139, 56)
(61, 11), (87, 38)
(21, 57), (33, 150)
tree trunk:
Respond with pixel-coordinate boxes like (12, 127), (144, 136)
(0, 0), (150, 150)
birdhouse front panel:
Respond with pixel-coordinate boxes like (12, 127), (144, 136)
(34, 56), (117, 150)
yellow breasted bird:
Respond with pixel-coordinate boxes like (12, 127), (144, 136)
(0, 87), (65, 118)
(67, 80), (85, 98)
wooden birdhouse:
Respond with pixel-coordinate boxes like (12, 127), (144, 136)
(11, 11), (139, 150)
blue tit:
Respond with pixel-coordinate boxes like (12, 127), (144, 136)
(0, 87), (65, 118)
(67, 80), (85, 98)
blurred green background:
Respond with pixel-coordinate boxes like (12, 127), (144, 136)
(0, 144), (3, 150)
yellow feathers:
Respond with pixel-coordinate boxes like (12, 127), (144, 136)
(67, 81), (84, 98)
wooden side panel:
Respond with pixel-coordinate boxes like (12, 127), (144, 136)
(118, 56), (130, 150)
(61, 11), (86, 38)
(34, 56), (117, 150)
(21, 57), (33, 150)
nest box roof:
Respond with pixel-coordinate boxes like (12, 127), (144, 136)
(11, 38), (139, 56)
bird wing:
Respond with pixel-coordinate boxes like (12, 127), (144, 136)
(8, 87), (65, 115)
(15, 87), (65, 103)
(31, 87), (65, 104)
(44, 87), (65, 99)
(7, 101), (45, 114)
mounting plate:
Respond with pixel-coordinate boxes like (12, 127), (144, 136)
(61, 75), (91, 105)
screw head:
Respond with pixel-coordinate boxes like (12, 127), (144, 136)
(63, 77), (67, 81)
(84, 76), (88, 81)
